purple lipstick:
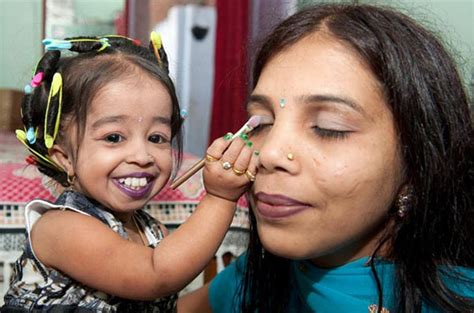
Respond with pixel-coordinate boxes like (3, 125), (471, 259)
(113, 173), (155, 199)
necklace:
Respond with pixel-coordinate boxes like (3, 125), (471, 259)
(132, 214), (147, 246)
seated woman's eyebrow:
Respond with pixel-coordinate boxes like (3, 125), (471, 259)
(247, 94), (273, 110)
(300, 94), (367, 117)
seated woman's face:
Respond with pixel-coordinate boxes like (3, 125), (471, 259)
(247, 32), (405, 267)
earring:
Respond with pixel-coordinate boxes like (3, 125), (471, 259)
(67, 173), (76, 188)
(287, 153), (294, 161)
(396, 185), (414, 218)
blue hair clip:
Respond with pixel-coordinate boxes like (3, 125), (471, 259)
(180, 108), (188, 120)
(24, 84), (33, 94)
(42, 39), (72, 51)
(26, 127), (36, 144)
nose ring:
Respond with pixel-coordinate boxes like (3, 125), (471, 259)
(287, 153), (294, 161)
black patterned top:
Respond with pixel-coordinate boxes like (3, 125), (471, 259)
(1, 190), (177, 312)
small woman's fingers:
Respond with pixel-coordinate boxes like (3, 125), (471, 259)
(206, 133), (234, 160)
(232, 145), (254, 176)
(245, 151), (259, 182)
(219, 134), (248, 166)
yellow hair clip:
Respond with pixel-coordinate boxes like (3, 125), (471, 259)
(97, 38), (110, 52)
(150, 31), (162, 64)
(44, 72), (63, 149)
(16, 129), (63, 170)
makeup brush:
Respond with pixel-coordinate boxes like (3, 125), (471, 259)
(170, 115), (262, 189)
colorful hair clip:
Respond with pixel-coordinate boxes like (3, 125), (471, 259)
(44, 73), (63, 149)
(26, 127), (36, 144)
(42, 39), (72, 51)
(24, 72), (45, 94)
(16, 129), (62, 170)
(180, 108), (188, 120)
(31, 72), (44, 87)
(25, 155), (37, 165)
(24, 84), (33, 94)
(103, 34), (140, 45)
(97, 38), (110, 52)
(150, 31), (162, 63)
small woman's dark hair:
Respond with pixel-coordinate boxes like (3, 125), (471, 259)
(241, 4), (473, 313)
(21, 36), (183, 186)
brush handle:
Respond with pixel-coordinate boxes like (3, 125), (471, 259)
(231, 124), (250, 140)
(170, 157), (206, 189)
(170, 120), (255, 189)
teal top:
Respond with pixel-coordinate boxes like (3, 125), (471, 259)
(209, 253), (474, 312)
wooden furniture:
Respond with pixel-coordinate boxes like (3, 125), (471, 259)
(0, 89), (23, 132)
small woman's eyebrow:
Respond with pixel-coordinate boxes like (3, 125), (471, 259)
(151, 116), (171, 126)
(91, 115), (126, 129)
(91, 115), (171, 130)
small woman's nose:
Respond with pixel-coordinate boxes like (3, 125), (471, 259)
(126, 144), (155, 165)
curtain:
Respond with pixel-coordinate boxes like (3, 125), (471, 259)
(208, 0), (250, 142)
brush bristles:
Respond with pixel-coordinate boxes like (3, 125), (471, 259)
(247, 115), (262, 129)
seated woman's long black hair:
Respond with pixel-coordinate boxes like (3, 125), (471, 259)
(239, 4), (473, 313)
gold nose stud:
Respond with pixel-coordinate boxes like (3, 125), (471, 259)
(287, 153), (294, 161)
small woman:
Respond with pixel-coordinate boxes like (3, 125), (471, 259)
(178, 3), (474, 312)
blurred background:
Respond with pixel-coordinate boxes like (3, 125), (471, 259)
(0, 0), (472, 156)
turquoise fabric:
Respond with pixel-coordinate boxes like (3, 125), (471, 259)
(208, 253), (474, 313)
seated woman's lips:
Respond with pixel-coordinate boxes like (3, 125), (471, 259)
(255, 192), (311, 219)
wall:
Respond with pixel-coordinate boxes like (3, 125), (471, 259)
(298, 0), (473, 98)
(0, 0), (124, 91)
(0, 0), (43, 91)
(362, 0), (473, 96)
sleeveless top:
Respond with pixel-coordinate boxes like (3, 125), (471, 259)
(1, 190), (177, 312)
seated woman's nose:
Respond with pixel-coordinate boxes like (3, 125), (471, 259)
(258, 130), (296, 172)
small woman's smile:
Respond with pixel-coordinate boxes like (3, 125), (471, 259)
(112, 172), (156, 199)
(255, 192), (312, 219)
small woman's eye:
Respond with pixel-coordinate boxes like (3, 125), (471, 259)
(149, 134), (167, 144)
(313, 126), (351, 139)
(105, 134), (123, 143)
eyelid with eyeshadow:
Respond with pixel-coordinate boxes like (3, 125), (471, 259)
(248, 115), (273, 135)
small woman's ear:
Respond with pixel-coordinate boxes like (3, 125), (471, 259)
(49, 144), (75, 177)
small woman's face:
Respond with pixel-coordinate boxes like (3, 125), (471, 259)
(248, 33), (404, 267)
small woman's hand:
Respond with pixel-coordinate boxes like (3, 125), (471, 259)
(203, 133), (258, 202)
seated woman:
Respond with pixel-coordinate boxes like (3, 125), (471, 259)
(178, 3), (474, 313)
